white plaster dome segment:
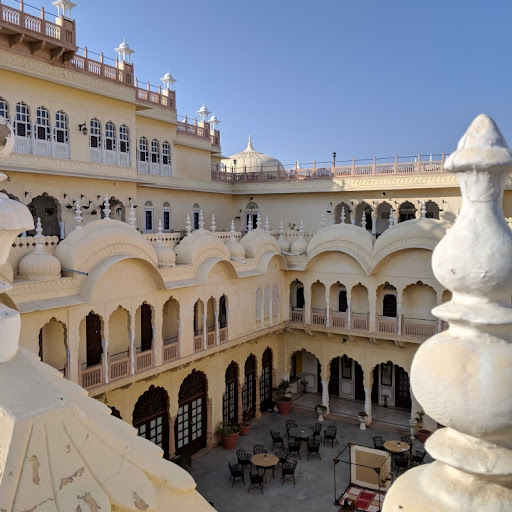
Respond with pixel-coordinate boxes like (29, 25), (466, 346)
(174, 228), (230, 265)
(222, 135), (284, 173)
(240, 227), (280, 259)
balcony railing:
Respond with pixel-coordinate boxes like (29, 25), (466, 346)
(194, 332), (203, 352)
(81, 361), (103, 389)
(163, 337), (179, 362)
(330, 310), (347, 328)
(219, 327), (228, 343)
(377, 315), (398, 334)
(402, 317), (437, 339)
(109, 352), (130, 381)
(352, 312), (369, 331)
(290, 309), (304, 324)
(177, 117), (220, 147)
(211, 154), (446, 184)
(311, 308), (326, 326)
(206, 329), (216, 348)
(135, 349), (153, 372)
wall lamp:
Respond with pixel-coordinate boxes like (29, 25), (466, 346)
(78, 123), (88, 135)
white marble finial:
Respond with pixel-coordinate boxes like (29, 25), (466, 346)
(256, 212), (261, 229)
(103, 194), (111, 220)
(128, 203), (136, 228)
(299, 220), (304, 235)
(157, 219), (163, 237)
(421, 201), (427, 219)
(361, 211), (367, 229)
(383, 114), (512, 511)
(35, 217), (43, 248)
(340, 206), (346, 223)
(389, 207), (394, 228)
(320, 213), (325, 229)
(279, 220), (284, 235)
(198, 210), (204, 230)
(74, 199), (83, 230)
(230, 219), (236, 237)
(264, 215), (270, 232)
(210, 214), (216, 232)
(185, 213), (191, 235)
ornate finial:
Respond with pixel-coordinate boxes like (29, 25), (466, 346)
(256, 212), (261, 229)
(264, 215), (270, 232)
(340, 206), (346, 223)
(246, 134), (255, 151)
(103, 194), (111, 220)
(361, 211), (367, 229)
(157, 219), (163, 239)
(210, 214), (216, 232)
(35, 217), (43, 248)
(299, 220), (304, 235)
(74, 199), (83, 230)
(421, 200), (427, 218)
(320, 213), (325, 229)
(230, 219), (236, 238)
(279, 220), (284, 235)
(383, 114), (512, 511)
(185, 214), (191, 235)
(389, 207), (394, 228)
(198, 210), (204, 230)
(128, 203), (136, 228)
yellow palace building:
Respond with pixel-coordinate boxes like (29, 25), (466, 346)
(1, 0), (511, 461)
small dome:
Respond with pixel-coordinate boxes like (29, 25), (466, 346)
(18, 219), (61, 281)
(222, 136), (284, 173)
(153, 221), (176, 266)
(290, 236), (308, 255)
(277, 234), (291, 252)
(226, 238), (245, 259)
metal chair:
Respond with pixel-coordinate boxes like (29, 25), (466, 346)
(323, 426), (338, 447)
(286, 419), (298, 439)
(373, 435), (385, 451)
(307, 439), (321, 460)
(393, 452), (409, 477)
(274, 449), (289, 471)
(247, 471), (264, 493)
(228, 462), (245, 487)
(270, 430), (285, 450)
(411, 450), (426, 467)
(253, 444), (267, 455)
(288, 438), (301, 459)
(282, 460), (298, 485)
(309, 422), (322, 441)
(236, 449), (252, 472)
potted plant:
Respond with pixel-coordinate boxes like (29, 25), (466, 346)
(357, 411), (368, 430)
(216, 421), (240, 450)
(276, 378), (292, 415)
(315, 404), (327, 422)
(415, 411), (432, 443)
(240, 408), (251, 436)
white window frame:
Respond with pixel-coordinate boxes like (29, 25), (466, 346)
(15, 102), (31, 138)
(119, 125), (130, 153)
(151, 139), (160, 163)
(54, 110), (69, 143)
(163, 208), (171, 232)
(35, 107), (51, 141)
(89, 119), (101, 148)
(139, 137), (148, 162)
(0, 97), (8, 120)
(104, 121), (117, 151)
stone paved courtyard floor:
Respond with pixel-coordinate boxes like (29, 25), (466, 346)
(190, 402), (430, 511)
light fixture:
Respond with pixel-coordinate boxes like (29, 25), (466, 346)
(78, 123), (88, 135)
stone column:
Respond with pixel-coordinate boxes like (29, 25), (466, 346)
(304, 282), (311, 325)
(237, 383), (243, 424)
(168, 415), (176, 459)
(177, 319), (181, 357)
(364, 386), (372, 425)
(214, 307), (219, 345)
(371, 211), (377, 236)
(383, 115), (512, 511)
(153, 305), (163, 366)
(202, 313), (207, 350)
(102, 337), (109, 384)
(347, 298), (351, 329)
(325, 294), (330, 327)
(321, 380), (329, 412)
(397, 301), (402, 335)
(129, 332), (135, 375)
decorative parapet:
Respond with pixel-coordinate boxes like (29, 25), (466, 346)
(383, 115), (512, 510)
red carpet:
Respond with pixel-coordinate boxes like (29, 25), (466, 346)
(338, 485), (386, 512)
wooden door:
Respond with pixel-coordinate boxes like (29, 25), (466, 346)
(371, 366), (379, 404)
(354, 362), (365, 401)
(260, 348), (273, 412)
(223, 362), (238, 424)
(395, 365), (412, 409)
(328, 357), (340, 396)
(242, 356), (256, 419)
(86, 313), (102, 367)
(141, 304), (153, 352)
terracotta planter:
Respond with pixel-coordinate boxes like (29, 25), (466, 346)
(417, 429), (432, 443)
(240, 425), (251, 436)
(277, 398), (292, 415)
(221, 432), (239, 450)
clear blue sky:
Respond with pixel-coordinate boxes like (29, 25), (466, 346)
(22, 0), (512, 165)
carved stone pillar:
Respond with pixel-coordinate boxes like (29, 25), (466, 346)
(347, 299), (351, 329)
(168, 415), (176, 460)
(102, 337), (109, 384)
(383, 115), (512, 511)
(214, 307), (219, 345)
(364, 386), (372, 425)
(397, 301), (402, 335)
(129, 333), (135, 375)
(325, 295), (330, 327)
(202, 313), (207, 350)
(371, 211), (377, 236)
(237, 383), (243, 424)
(321, 380), (329, 412)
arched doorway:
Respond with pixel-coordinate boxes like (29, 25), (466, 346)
(334, 202), (352, 224)
(27, 193), (61, 238)
(245, 201), (259, 230)
(328, 355), (364, 400)
(371, 362), (411, 410)
(137, 303), (153, 353)
(133, 385), (170, 459)
(290, 349), (322, 393)
(39, 318), (68, 377)
(175, 370), (207, 455)
(242, 355), (257, 420)
(101, 196), (125, 221)
(399, 201), (416, 222)
(223, 362), (239, 424)
(260, 348), (273, 412)
(86, 312), (102, 368)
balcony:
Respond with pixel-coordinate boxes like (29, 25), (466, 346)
(330, 310), (347, 328)
(377, 315), (398, 334)
(163, 337), (179, 362)
(311, 308), (326, 326)
(177, 117), (220, 148)
(290, 309), (304, 324)
(80, 360), (103, 390)
(401, 317), (437, 339)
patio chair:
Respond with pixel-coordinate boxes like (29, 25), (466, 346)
(323, 426), (338, 447)
(288, 438), (301, 459)
(286, 419), (298, 439)
(270, 430), (285, 450)
(282, 460), (298, 485)
(228, 462), (245, 487)
(373, 435), (385, 451)
(309, 422), (322, 440)
(253, 444), (267, 455)
(274, 449), (289, 471)
(236, 449), (252, 472)
(393, 452), (409, 477)
(411, 450), (426, 467)
(307, 439), (321, 460)
(247, 471), (264, 493)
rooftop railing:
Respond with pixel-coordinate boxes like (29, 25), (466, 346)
(211, 154), (447, 183)
(177, 115), (220, 147)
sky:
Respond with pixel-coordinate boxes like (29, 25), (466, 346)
(19, 0), (512, 165)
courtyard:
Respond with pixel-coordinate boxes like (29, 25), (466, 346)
(190, 399), (429, 511)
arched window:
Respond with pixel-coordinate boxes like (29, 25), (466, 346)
(119, 124), (130, 153)
(219, 295), (227, 329)
(139, 137), (148, 161)
(223, 362), (238, 424)
(242, 355), (257, 420)
(89, 118), (101, 148)
(383, 294), (397, 317)
(151, 139), (160, 163)
(296, 287), (305, 309)
(104, 121), (116, 151)
(0, 97), (8, 120)
(35, 107), (51, 140)
(338, 290), (348, 312)
(260, 348), (273, 412)
(54, 110), (69, 144)
(162, 141), (171, 165)
(399, 201), (416, 222)
(15, 102), (31, 137)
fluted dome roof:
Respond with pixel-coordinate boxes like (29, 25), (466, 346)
(153, 221), (176, 267)
(222, 136), (284, 173)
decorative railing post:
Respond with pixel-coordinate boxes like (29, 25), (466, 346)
(383, 114), (512, 511)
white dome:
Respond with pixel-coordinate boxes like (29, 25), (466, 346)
(153, 242), (176, 267)
(290, 235), (308, 255)
(222, 136), (284, 173)
(277, 234), (291, 252)
(225, 237), (245, 259)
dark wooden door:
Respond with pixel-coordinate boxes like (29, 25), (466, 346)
(223, 362), (238, 424)
(395, 365), (412, 409)
(141, 304), (153, 352)
(86, 313), (102, 367)
(260, 348), (273, 412)
(371, 366), (379, 404)
(328, 357), (340, 396)
(242, 356), (256, 419)
(383, 294), (397, 317)
(354, 363), (365, 401)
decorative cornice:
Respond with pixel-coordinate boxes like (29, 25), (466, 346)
(175, 131), (218, 152)
(11, 275), (81, 296)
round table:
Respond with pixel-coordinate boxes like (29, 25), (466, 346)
(289, 426), (313, 440)
(384, 440), (410, 453)
(251, 453), (279, 482)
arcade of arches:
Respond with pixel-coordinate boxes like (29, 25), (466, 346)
(102, 330), (414, 460)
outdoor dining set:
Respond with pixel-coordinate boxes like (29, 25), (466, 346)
(372, 435), (426, 477)
(227, 420), (338, 493)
